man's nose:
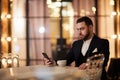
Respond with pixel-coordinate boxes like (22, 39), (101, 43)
(78, 31), (82, 35)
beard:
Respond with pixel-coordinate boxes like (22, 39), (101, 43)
(78, 31), (90, 41)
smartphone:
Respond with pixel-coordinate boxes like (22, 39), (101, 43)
(42, 53), (51, 61)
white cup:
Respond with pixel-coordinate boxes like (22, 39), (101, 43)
(57, 60), (66, 67)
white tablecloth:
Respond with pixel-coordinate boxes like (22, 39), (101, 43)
(0, 65), (102, 80)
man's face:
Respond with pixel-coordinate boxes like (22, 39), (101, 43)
(75, 22), (92, 40)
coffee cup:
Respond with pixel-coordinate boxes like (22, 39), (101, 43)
(57, 60), (66, 67)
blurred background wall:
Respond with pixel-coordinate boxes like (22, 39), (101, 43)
(0, 0), (120, 67)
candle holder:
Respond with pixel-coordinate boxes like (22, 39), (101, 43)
(1, 57), (7, 68)
(0, 53), (19, 68)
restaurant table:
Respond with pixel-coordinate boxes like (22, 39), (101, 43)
(0, 65), (102, 80)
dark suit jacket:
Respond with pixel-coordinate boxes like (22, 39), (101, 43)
(66, 35), (110, 80)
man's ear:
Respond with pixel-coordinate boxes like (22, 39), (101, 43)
(89, 25), (93, 31)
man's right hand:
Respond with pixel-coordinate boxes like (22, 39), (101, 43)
(44, 58), (56, 66)
(78, 63), (88, 70)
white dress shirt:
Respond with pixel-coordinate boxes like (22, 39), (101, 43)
(81, 38), (92, 56)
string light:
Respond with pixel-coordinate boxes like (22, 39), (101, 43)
(110, 34), (120, 39)
(39, 27), (45, 33)
(1, 37), (6, 42)
(6, 14), (11, 19)
(7, 37), (12, 42)
(1, 37), (17, 42)
(111, 34), (117, 39)
(110, 0), (114, 5)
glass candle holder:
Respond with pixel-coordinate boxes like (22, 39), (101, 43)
(1, 53), (19, 68)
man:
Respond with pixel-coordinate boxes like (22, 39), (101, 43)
(46, 16), (110, 80)
(66, 16), (110, 80)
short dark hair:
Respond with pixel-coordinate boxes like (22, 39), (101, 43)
(76, 16), (93, 26)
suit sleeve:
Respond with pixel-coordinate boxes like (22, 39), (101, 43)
(102, 39), (110, 67)
(66, 42), (75, 66)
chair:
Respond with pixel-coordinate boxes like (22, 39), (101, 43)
(107, 58), (120, 80)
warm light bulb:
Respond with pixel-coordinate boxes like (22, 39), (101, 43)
(39, 27), (45, 33)
(13, 37), (17, 42)
(7, 37), (11, 42)
(111, 12), (116, 16)
(6, 14), (11, 19)
(1, 37), (6, 42)
(92, 7), (96, 12)
(92, 7), (96, 14)
(1, 14), (6, 19)
(110, 0), (114, 5)
(111, 34), (117, 39)
(47, 0), (52, 4)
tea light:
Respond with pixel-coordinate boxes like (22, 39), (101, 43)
(1, 53), (19, 68)
(13, 57), (19, 67)
(1, 57), (7, 68)
(7, 57), (13, 68)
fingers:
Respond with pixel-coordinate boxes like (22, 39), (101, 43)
(78, 63), (87, 70)
(46, 60), (53, 65)
(44, 58), (55, 66)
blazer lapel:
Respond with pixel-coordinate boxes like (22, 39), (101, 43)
(85, 35), (98, 57)
(75, 40), (84, 57)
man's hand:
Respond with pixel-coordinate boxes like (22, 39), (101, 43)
(78, 63), (88, 70)
(44, 58), (56, 66)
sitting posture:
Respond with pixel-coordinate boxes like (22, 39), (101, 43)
(45, 16), (110, 80)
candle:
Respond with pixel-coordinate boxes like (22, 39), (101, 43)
(7, 58), (13, 68)
(13, 57), (19, 67)
(1, 53), (19, 68)
(1, 57), (7, 68)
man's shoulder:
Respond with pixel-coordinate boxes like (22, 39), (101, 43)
(94, 35), (109, 43)
(72, 39), (83, 45)
(73, 39), (82, 43)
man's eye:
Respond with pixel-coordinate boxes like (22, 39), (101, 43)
(76, 28), (84, 30)
(80, 28), (84, 30)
